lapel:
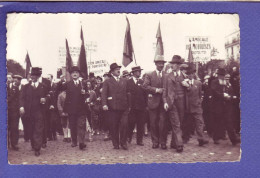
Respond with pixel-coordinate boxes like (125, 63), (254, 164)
(110, 77), (119, 87)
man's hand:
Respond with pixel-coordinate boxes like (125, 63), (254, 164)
(50, 105), (54, 109)
(20, 107), (25, 115)
(103, 105), (108, 111)
(164, 103), (169, 111)
(85, 98), (90, 103)
(40, 98), (46, 104)
(97, 97), (101, 101)
(156, 88), (164, 94)
(181, 81), (189, 87)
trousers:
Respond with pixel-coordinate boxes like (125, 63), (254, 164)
(128, 109), (145, 143)
(68, 114), (86, 144)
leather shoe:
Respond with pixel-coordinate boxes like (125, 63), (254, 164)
(176, 146), (183, 153)
(121, 144), (128, 150)
(79, 143), (86, 150)
(42, 144), (47, 148)
(199, 140), (209, 146)
(71, 143), (77, 147)
(170, 145), (177, 149)
(161, 144), (167, 150)
(152, 144), (159, 149)
(137, 142), (144, 146)
(35, 151), (40, 157)
(113, 146), (119, 149)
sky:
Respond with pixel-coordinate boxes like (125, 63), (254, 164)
(6, 13), (239, 77)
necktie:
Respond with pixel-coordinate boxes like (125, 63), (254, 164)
(33, 83), (36, 89)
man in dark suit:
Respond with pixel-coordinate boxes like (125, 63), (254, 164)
(8, 75), (22, 151)
(143, 55), (167, 149)
(181, 67), (209, 146)
(127, 66), (147, 146)
(101, 63), (130, 150)
(64, 66), (87, 150)
(20, 67), (47, 156)
(211, 68), (240, 145)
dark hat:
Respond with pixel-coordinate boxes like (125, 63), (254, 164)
(217, 68), (226, 76)
(31, 67), (42, 76)
(122, 70), (130, 77)
(109, 63), (121, 72)
(154, 55), (166, 63)
(89, 72), (95, 78)
(131, 66), (143, 73)
(103, 72), (111, 77)
(186, 66), (196, 75)
(13, 75), (23, 80)
(169, 55), (182, 64)
(69, 66), (81, 74)
(180, 63), (189, 70)
(96, 76), (102, 81)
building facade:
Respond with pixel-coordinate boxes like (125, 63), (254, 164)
(225, 30), (240, 62)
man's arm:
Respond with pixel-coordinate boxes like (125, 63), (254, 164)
(143, 73), (157, 94)
(101, 80), (108, 107)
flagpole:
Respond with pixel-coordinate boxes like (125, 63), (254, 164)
(133, 52), (137, 65)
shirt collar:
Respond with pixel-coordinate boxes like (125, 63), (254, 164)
(32, 81), (39, 87)
(112, 74), (119, 81)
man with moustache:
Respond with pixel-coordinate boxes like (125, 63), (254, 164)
(127, 66), (147, 146)
(143, 55), (167, 149)
(101, 63), (130, 150)
(19, 67), (47, 156)
(64, 66), (87, 150)
(163, 55), (185, 152)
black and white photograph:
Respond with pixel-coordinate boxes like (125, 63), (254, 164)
(6, 13), (241, 164)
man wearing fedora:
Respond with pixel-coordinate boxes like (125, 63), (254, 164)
(181, 66), (209, 146)
(19, 67), (47, 156)
(122, 70), (131, 79)
(163, 55), (185, 152)
(8, 75), (23, 150)
(143, 55), (168, 149)
(101, 63), (130, 150)
(127, 66), (147, 146)
(64, 66), (87, 150)
(210, 68), (240, 145)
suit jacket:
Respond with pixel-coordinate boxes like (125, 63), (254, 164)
(127, 78), (147, 110)
(19, 82), (46, 117)
(8, 84), (20, 112)
(101, 76), (129, 111)
(49, 83), (58, 110)
(185, 80), (203, 114)
(64, 80), (87, 115)
(143, 70), (166, 110)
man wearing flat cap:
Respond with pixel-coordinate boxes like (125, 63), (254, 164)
(101, 63), (130, 150)
(143, 55), (168, 150)
(127, 66), (147, 146)
(210, 68), (240, 146)
(8, 74), (22, 150)
(162, 55), (185, 152)
(19, 67), (47, 156)
(64, 66), (87, 150)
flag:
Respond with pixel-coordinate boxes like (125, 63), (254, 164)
(154, 22), (164, 60)
(65, 38), (73, 82)
(122, 17), (134, 67)
(24, 51), (32, 78)
(77, 26), (88, 78)
(188, 44), (194, 63)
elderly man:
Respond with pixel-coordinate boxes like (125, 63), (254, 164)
(20, 67), (47, 156)
(101, 63), (130, 150)
(143, 55), (168, 149)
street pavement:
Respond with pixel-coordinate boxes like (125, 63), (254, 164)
(8, 132), (240, 165)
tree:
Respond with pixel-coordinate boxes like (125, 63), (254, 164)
(7, 59), (25, 77)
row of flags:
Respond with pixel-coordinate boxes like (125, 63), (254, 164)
(24, 17), (195, 80)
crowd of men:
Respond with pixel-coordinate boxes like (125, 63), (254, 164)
(7, 54), (241, 157)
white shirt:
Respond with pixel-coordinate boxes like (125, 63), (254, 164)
(73, 79), (80, 85)
(156, 70), (162, 78)
(31, 81), (39, 88)
(112, 74), (119, 82)
(189, 79), (194, 86)
(173, 70), (181, 77)
(133, 77), (139, 84)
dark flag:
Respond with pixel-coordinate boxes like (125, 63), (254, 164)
(66, 38), (73, 82)
(25, 51), (32, 79)
(122, 17), (134, 67)
(154, 22), (164, 60)
(77, 26), (88, 78)
(188, 43), (194, 63)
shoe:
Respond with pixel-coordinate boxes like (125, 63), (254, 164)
(71, 143), (77, 147)
(12, 145), (19, 151)
(104, 137), (111, 141)
(48, 138), (53, 141)
(121, 144), (128, 150)
(183, 138), (189, 144)
(79, 143), (86, 150)
(67, 138), (71, 143)
(176, 146), (183, 153)
(63, 138), (67, 142)
(113, 146), (119, 149)
(127, 138), (132, 144)
(137, 142), (144, 146)
(42, 144), (47, 148)
(171, 145), (177, 149)
(152, 144), (159, 149)
(161, 144), (167, 150)
(198, 140), (209, 146)
(35, 151), (40, 157)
